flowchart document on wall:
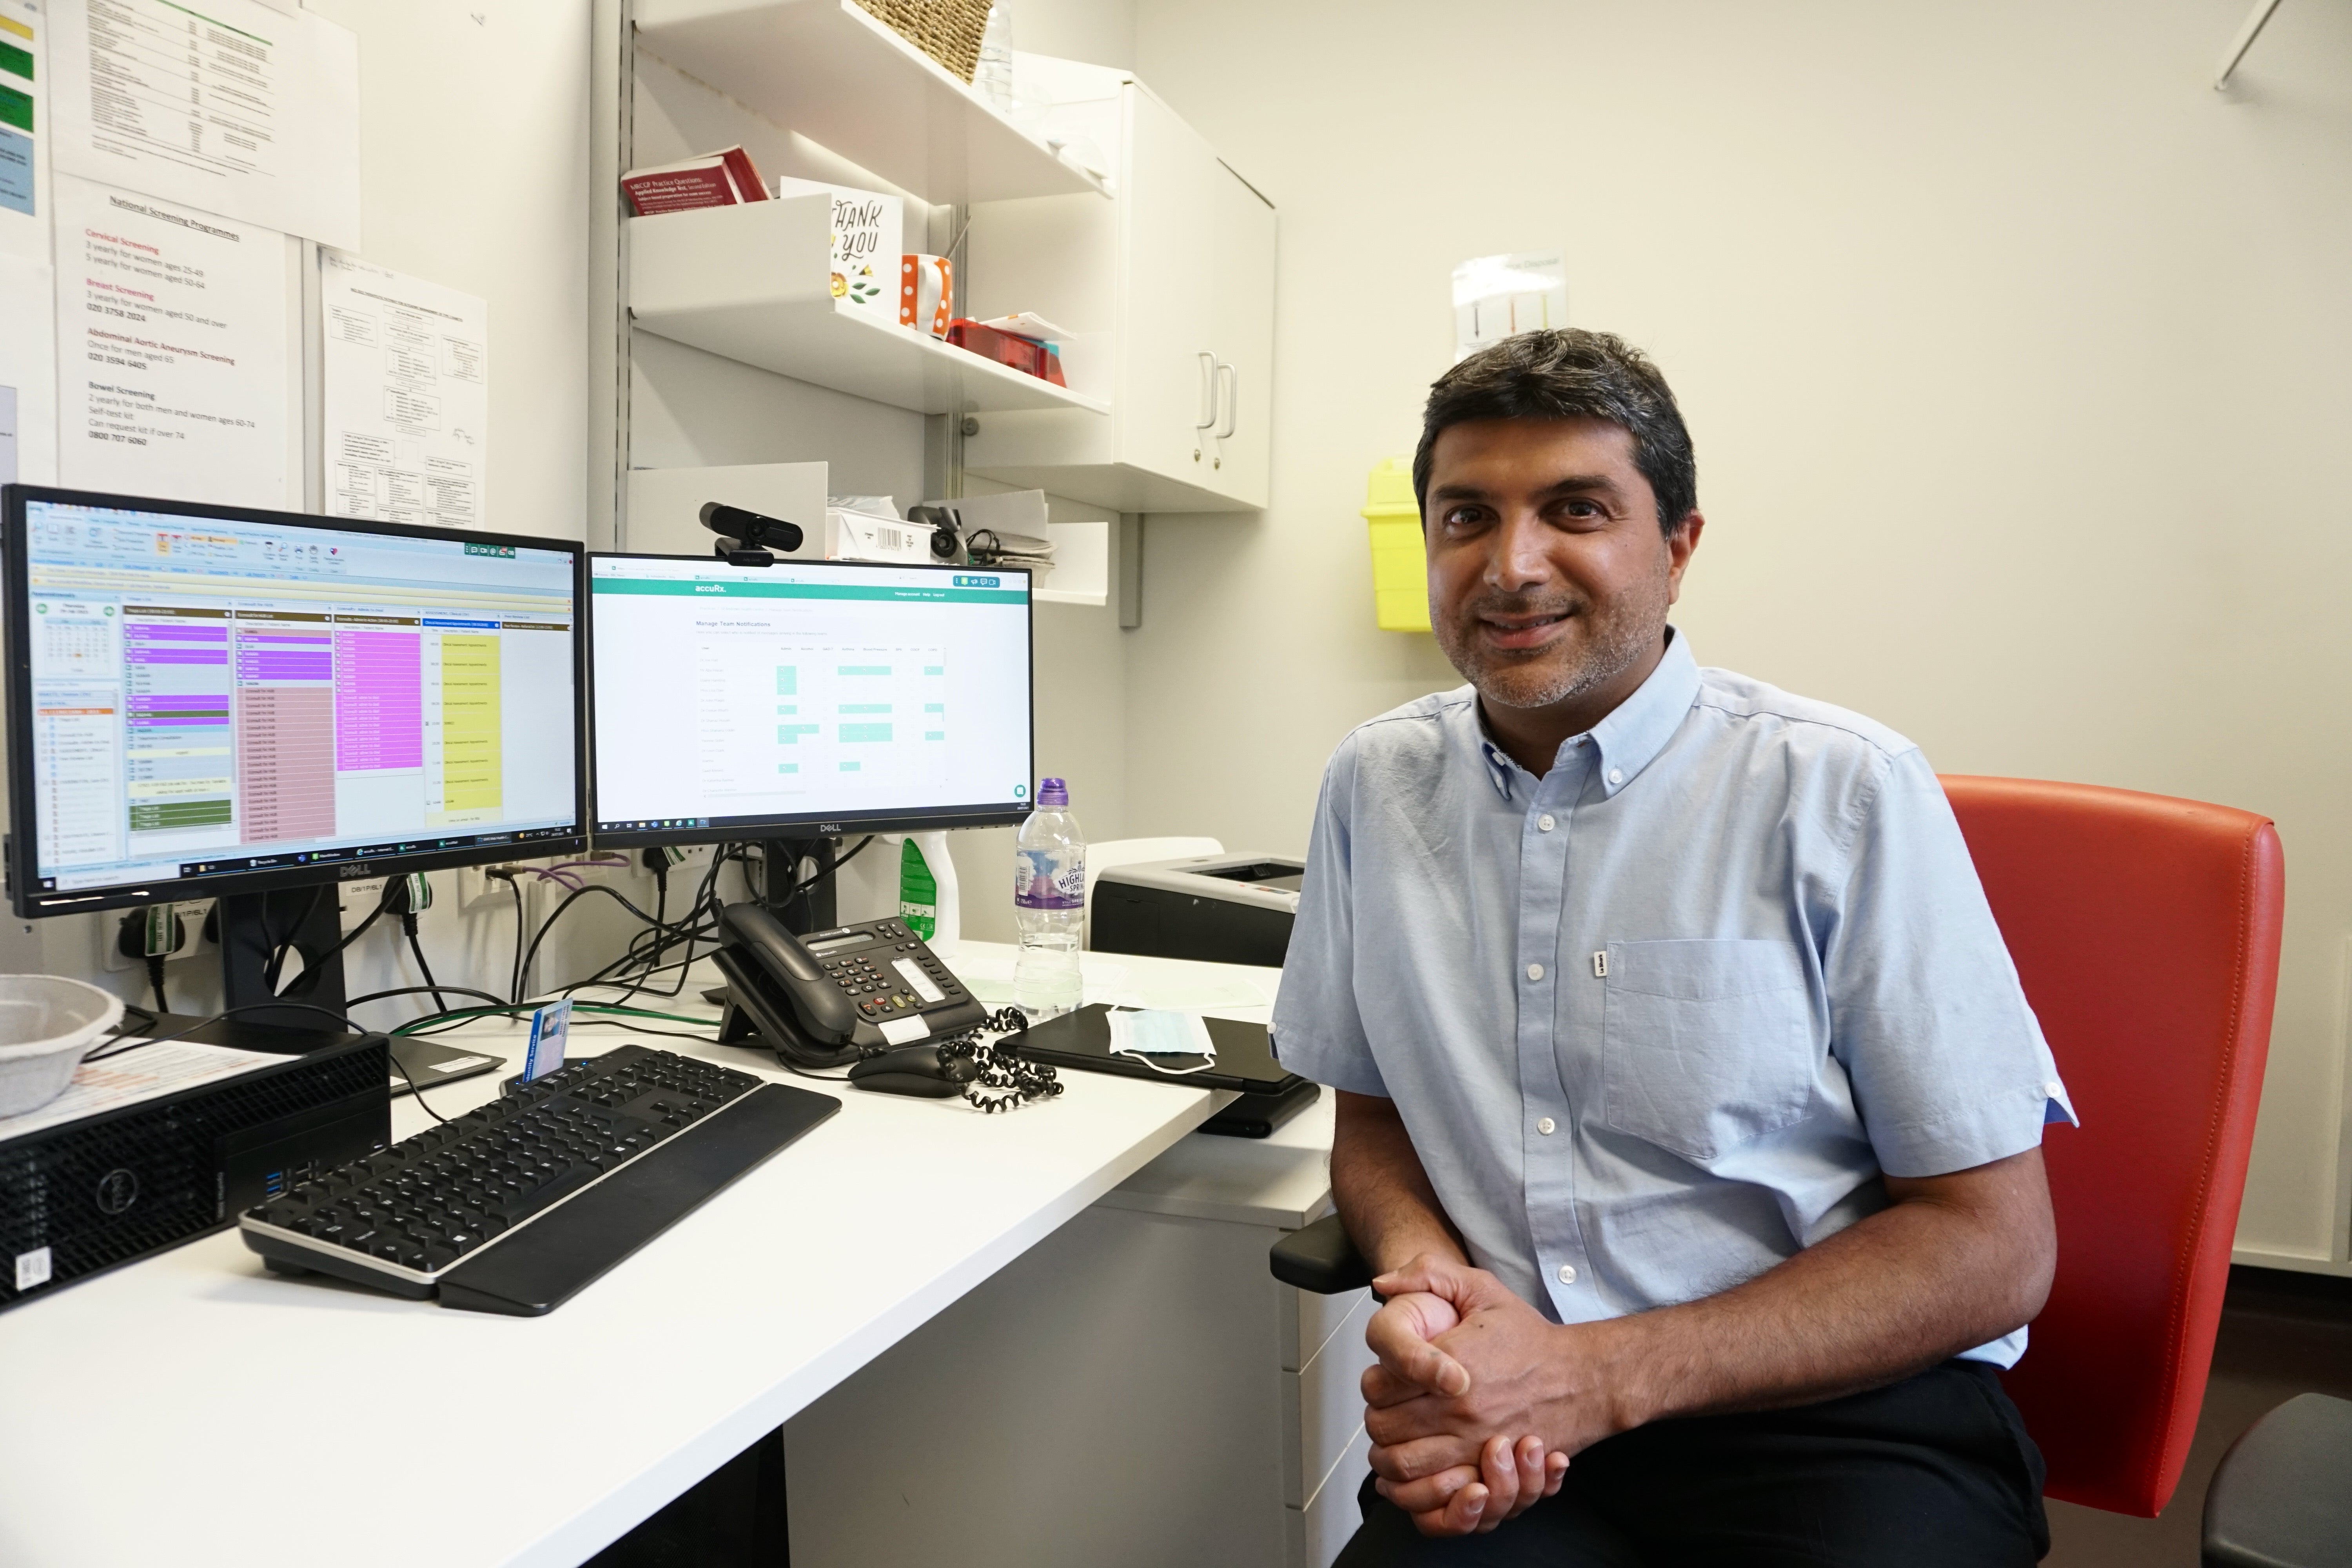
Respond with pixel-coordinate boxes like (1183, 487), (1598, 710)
(321, 249), (488, 530)
(0, 249), (58, 483)
(47, 0), (358, 250)
(53, 171), (287, 505)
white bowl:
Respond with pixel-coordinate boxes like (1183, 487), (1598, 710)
(0, 976), (129, 1119)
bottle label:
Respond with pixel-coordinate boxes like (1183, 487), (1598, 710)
(900, 839), (938, 940)
(1013, 847), (1085, 910)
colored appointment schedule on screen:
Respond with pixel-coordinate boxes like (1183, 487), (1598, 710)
(21, 500), (579, 895)
(590, 555), (1032, 833)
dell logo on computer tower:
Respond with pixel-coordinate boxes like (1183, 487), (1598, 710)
(94, 1169), (138, 1216)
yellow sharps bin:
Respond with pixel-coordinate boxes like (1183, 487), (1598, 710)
(1363, 457), (1429, 632)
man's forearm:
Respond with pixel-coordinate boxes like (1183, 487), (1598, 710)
(1593, 1148), (2056, 1430)
(1332, 1089), (1467, 1272)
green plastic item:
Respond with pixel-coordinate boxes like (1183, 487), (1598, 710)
(900, 837), (939, 940)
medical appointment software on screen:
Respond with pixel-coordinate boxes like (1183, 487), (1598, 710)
(589, 555), (1032, 832)
(18, 498), (580, 897)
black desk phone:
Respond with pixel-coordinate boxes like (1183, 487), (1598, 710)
(713, 903), (989, 1070)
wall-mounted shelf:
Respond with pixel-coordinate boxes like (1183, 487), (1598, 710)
(630, 198), (1109, 417)
(634, 0), (1108, 205)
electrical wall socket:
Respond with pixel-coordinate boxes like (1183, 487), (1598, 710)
(457, 862), (532, 913)
(99, 900), (216, 972)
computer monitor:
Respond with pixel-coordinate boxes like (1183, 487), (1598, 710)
(586, 553), (1033, 847)
(3, 485), (586, 921)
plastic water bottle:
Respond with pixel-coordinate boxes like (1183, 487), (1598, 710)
(1013, 776), (1084, 1020)
(975, 4), (1015, 114)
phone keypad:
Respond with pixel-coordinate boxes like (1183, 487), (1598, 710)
(818, 929), (967, 1022)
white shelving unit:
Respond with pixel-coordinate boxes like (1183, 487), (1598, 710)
(634, 0), (1109, 205)
(630, 198), (1110, 417)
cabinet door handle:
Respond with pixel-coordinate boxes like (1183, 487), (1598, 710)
(1214, 360), (1238, 439)
(1195, 352), (1218, 431)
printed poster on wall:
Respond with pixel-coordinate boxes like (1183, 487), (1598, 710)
(47, 0), (359, 250)
(52, 172), (289, 506)
(0, 0), (46, 258)
(320, 249), (488, 530)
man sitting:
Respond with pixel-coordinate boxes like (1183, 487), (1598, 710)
(1271, 328), (2074, 1565)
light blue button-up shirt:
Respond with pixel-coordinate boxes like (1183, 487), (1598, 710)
(1270, 630), (2074, 1367)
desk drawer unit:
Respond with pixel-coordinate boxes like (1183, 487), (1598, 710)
(1283, 1287), (1375, 1507)
(1294, 1424), (1374, 1568)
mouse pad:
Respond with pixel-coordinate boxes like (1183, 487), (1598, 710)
(1012, 1004), (1302, 1094)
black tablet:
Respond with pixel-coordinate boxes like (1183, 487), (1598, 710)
(1012, 1003), (1299, 1093)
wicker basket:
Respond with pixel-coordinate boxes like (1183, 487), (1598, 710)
(853, 0), (991, 85)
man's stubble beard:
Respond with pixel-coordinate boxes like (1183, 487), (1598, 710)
(1433, 575), (1667, 717)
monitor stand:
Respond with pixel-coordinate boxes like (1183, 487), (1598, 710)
(755, 835), (838, 934)
(195, 887), (498, 1093)
(215, 886), (350, 1032)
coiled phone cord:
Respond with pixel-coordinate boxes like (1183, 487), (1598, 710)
(855, 1006), (1064, 1114)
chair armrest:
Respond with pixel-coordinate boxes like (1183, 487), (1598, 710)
(1270, 1211), (1374, 1294)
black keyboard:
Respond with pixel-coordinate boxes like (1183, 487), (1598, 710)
(238, 1045), (838, 1315)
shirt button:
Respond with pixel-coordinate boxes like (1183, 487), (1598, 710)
(1607, 768), (1624, 786)
(1526, 962), (1544, 982)
(2045, 1080), (2063, 1098)
(1537, 1116), (1556, 1135)
(1557, 1263), (1577, 1285)
(1537, 814), (1555, 832)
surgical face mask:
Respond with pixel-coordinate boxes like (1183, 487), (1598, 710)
(1107, 1008), (1218, 1075)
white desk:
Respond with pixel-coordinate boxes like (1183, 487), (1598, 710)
(0, 945), (1302, 1568)
(786, 947), (1368, 1568)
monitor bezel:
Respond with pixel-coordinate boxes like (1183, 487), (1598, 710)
(583, 550), (1036, 850)
(3, 483), (590, 920)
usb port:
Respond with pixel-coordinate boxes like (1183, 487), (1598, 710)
(263, 1170), (286, 1196)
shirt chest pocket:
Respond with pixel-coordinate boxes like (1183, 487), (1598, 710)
(1601, 938), (1818, 1164)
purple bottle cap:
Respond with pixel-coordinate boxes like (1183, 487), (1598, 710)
(1038, 777), (1069, 807)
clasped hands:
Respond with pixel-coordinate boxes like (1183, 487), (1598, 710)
(1362, 1254), (1630, 1537)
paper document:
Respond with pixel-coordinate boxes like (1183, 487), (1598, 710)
(0, 1038), (284, 1143)
(53, 172), (291, 506)
(321, 249), (488, 530)
(48, 0), (359, 250)
(0, 0), (45, 251)
(0, 248), (55, 483)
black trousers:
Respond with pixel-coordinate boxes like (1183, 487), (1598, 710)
(1336, 1360), (2048, 1568)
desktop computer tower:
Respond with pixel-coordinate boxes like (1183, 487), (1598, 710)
(0, 1034), (390, 1314)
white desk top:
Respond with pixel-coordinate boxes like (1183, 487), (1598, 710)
(0, 944), (1299, 1568)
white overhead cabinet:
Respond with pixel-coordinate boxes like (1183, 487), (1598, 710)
(964, 67), (1276, 514)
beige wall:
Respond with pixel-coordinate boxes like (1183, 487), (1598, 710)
(1117, 0), (2352, 1265)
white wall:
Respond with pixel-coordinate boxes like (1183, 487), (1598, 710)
(1118, 0), (2352, 1265)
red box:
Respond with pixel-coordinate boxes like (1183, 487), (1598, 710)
(946, 319), (1066, 386)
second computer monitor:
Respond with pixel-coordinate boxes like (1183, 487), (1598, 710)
(587, 554), (1033, 844)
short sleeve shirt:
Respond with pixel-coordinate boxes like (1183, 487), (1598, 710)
(1269, 630), (2074, 1367)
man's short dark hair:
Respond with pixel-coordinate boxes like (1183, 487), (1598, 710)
(1412, 329), (1697, 536)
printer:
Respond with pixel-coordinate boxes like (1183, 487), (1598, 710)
(1091, 853), (1305, 968)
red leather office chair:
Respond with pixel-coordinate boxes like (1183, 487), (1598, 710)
(1269, 775), (2287, 1521)
(1940, 776), (2283, 1517)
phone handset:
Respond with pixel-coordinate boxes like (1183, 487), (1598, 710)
(718, 903), (859, 1045)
